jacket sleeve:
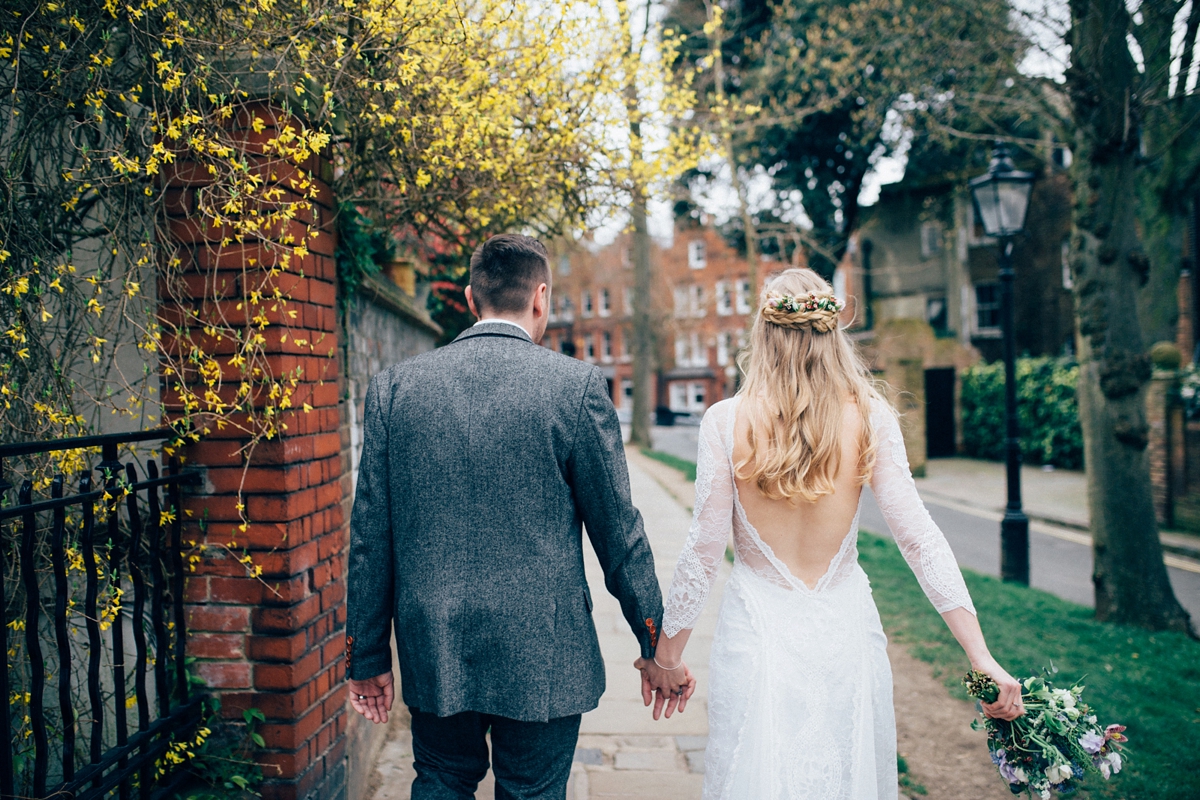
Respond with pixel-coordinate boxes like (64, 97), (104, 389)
(567, 369), (664, 659)
(345, 374), (397, 679)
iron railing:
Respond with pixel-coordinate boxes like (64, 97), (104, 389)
(1, 429), (203, 799)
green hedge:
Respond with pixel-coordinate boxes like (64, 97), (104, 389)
(960, 357), (1083, 469)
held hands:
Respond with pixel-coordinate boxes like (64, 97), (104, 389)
(974, 659), (1025, 721)
(634, 656), (697, 720)
(349, 670), (395, 724)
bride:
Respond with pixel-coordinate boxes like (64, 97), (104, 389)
(640, 268), (1025, 799)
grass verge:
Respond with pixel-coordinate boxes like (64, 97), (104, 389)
(859, 530), (1200, 800)
(639, 448), (697, 482)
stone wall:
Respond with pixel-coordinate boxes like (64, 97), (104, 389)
(339, 271), (440, 800)
(854, 318), (980, 476)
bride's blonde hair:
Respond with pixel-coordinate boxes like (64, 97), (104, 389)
(735, 268), (881, 503)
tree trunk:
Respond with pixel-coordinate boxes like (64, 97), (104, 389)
(1068, 0), (1193, 633)
(629, 194), (655, 449)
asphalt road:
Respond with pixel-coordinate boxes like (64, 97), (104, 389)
(647, 425), (1200, 621)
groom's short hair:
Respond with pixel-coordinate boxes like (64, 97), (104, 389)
(469, 234), (551, 314)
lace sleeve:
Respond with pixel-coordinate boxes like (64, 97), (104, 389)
(662, 405), (735, 638)
(869, 399), (976, 616)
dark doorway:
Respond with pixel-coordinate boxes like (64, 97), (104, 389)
(925, 368), (956, 458)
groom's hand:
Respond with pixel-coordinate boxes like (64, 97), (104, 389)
(634, 657), (696, 720)
(349, 670), (395, 724)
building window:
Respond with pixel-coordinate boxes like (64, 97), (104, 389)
(927, 295), (948, 333)
(715, 281), (733, 316)
(558, 253), (571, 276)
(689, 284), (706, 318)
(735, 279), (752, 315)
(581, 289), (594, 318)
(689, 331), (707, 366)
(623, 287), (634, 316)
(622, 246), (632, 268)
(975, 283), (1001, 331)
(601, 331), (613, 362)
(920, 222), (941, 258)
(673, 287), (688, 319)
(620, 329), (631, 360)
(599, 287), (612, 317)
(674, 333), (708, 369)
(1061, 238), (1073, 290)
(669, 381), (707, 413)
(559, 295), (575, 322)
(585, 334), (596, 361)
(620, 379), (633, 410)
(559, 336), (575, 357)
(716, 331), (732, 366)
(688, 239), (707, 269)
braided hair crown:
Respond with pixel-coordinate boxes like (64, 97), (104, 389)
(760, 292), (844, 333)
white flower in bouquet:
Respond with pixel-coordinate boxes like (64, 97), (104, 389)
(1045, 763), (1073, 785)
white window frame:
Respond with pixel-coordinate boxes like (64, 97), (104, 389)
(689, 284), (706, 318)
(623, 287), (634, 317)
(920, 222), (941, 258)
(599, 287), (611, 317)
(581, 289), (594, 318)
(715, 280), (733, 316)
(688, 239), (707, 270)
(601, 331), (613, 363)
(674, 335), (688, 367)
(673, 287), (688, 319)
(584, 334), (596, 361)
(716, 332), (731, 366)
(735, 279), (752, 314)
(689, 331), (707, 367)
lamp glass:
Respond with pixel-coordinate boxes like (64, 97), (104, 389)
(970, 163), (1034, 237)
(995, 179), (1033, 236)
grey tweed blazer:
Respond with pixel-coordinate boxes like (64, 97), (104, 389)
(345, 321), (664, 722)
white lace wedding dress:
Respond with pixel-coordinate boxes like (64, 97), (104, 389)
(662, 397), (976, 800)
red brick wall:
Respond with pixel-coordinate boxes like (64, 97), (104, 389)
(160, 103), (350, 800)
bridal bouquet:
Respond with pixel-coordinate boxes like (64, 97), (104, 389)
(964, 667), (1128, 798)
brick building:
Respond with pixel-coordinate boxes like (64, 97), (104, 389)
(544, 222), (760, 418)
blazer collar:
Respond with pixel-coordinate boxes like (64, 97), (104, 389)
(453, 320), (534, 345)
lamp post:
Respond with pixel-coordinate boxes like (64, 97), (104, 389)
(969, 143), (1035, 585)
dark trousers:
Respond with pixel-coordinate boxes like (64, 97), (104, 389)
(409, 708), (581, 800)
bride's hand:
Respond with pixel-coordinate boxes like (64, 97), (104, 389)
(634, 657), (696, 720)
(975, 659), (1024, 721)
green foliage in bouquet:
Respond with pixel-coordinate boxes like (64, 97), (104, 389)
(964, 667), (1127, 797)
(960, 358), (1083, 469)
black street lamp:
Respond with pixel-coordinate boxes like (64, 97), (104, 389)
(969, 143), (1035, 585)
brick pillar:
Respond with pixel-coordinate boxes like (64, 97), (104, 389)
(161, 103), (349, 800)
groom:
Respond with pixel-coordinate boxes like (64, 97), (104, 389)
(345, 234), (692, 799)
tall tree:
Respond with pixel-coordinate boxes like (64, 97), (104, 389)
(1065, 0), (1194, 632)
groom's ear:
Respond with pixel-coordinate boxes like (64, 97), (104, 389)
(532, 282), (549, 317)
(465, 285), (481, 320)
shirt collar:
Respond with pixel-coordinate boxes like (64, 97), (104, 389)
(474, 318), (531, 338)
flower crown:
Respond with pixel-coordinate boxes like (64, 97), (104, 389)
(760, 292), (844, 333)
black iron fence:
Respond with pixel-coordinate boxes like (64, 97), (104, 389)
(1, 429), (202, 800)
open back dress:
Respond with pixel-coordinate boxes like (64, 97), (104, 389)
(661, 396), (976, 800)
